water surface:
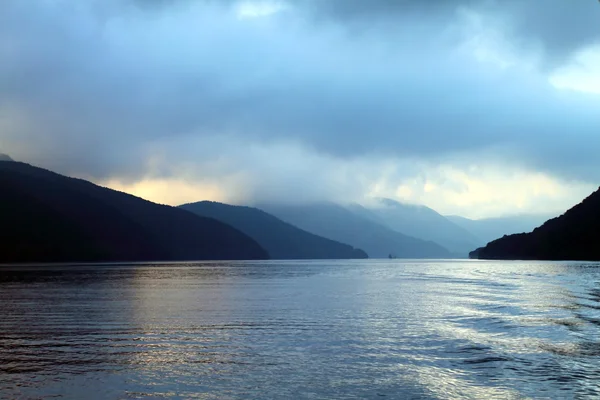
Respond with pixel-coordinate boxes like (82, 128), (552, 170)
(1, 260), (600, 399)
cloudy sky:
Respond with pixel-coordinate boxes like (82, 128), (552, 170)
(1, 0), (599, 218)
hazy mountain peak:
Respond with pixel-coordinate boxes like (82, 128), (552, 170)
(258, 201), (452, 259)
(355, 197), (480, 255)
(375, 197), (430, 211)
(0, 153), (13, 162)
(180, 200), (368, 260)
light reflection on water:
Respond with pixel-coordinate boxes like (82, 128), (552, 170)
(1, 260), (600, 399)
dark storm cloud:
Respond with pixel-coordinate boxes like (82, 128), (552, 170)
(0, 0), (599, 187)
(302, 0), (467, 19)
(125, 0), (600, 64)
(301, 0), (600, 64)
(481, 0), (600, 66)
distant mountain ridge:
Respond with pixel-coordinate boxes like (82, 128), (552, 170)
(180, 201), (368, 260)
(471, 188), (600, 260)
(0, 153), (13, 162)
(5, 158), (571, 263)
(0, 162), (268, 263)
(258, 202), (451, 259)
(351, 198), (480, 256)
(446, 214), (552, 245)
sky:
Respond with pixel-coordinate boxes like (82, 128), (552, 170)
(1, 0), (599, 219)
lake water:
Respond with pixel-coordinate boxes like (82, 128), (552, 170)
(1, 260), (600, 399)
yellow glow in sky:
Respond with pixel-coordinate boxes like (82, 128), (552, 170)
(102, 178), (226, 206)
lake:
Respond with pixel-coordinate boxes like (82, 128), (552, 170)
(1, 260), (600, 399)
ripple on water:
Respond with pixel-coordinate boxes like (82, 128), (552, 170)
(1, 260), (600, 399)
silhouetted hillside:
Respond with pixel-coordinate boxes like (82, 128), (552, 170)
(0, 162), (268, 263)
(471, 188), (600, 260)
(258, 202), (451, 259)
(180, 201), (368, 259)
(351, 199), (480, 256)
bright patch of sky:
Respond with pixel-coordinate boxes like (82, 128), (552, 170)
(235, 1), (287, 19)
(550, 46), (600, 95)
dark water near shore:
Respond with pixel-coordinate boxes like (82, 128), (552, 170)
(1, 260), (600, 399)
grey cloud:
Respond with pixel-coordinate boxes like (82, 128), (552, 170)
(301, 0), (468, 20)
(124, 0), (600, 65)
(0, 0), (599, 195)
(489, 0), (600, 66)
(298, 0), (600, 65)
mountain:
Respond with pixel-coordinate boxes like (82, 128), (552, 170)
(257, 202), (451, 259)
(351, 198), (480, 256)
(180, 201), (367, 259)
(471, 188), (600, 261)
(0, 153), (13, 161)
(446, 214), (552, 245)
(0, 162), (268, 263)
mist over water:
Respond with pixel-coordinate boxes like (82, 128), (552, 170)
(1, 260), (600, 399)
